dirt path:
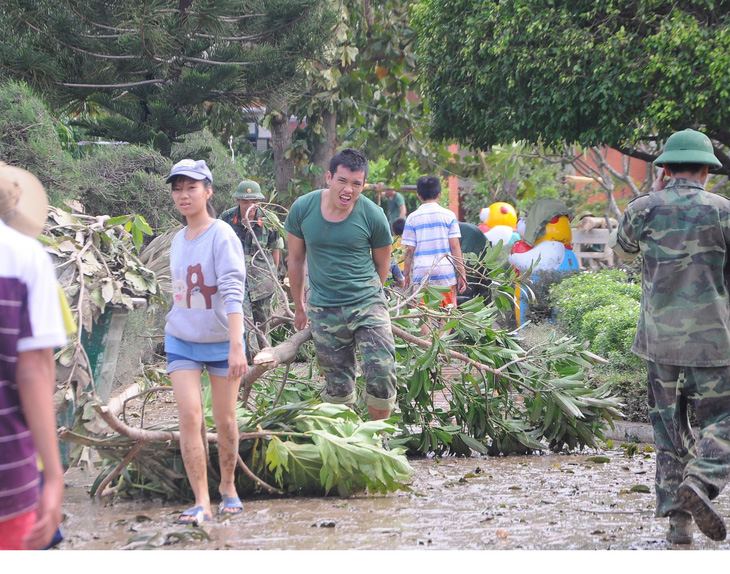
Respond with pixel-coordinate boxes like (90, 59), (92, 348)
(55, 442), (730, 551)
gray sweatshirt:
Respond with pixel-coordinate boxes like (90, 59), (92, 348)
(165, 220), (246, 343)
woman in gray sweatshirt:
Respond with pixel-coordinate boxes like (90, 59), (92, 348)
(164, 159), (248, 524)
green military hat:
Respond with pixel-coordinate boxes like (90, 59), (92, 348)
(654, 129), (722, 168)
(233, 179), (265, 200)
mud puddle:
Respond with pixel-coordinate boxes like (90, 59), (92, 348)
(54, 447), (730, 551)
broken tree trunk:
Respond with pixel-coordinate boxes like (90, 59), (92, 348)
(241, 327), (313, 403)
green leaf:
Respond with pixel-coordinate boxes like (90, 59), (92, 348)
(586, 456), (610, 464)
(630, 485), (650, 494)
(132, 215), (152, 235)
(265, 437), (323, 492)
(89, 286), (106, 314)
(552, 391), (585, 420)
(454, 433), (490, 455)
(109, 215), (132, 227)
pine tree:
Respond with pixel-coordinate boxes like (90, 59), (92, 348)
(0, 0), (335, 156)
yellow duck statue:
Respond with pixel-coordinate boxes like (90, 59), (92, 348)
(508, 198), (579, 326)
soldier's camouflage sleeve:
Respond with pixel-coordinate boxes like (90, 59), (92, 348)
(609, 203), (641, 260)
(268, 229), (284, 251)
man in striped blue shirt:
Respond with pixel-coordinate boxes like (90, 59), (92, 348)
(402, 176), (466, 320)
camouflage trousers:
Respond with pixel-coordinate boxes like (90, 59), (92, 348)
(244, 294), (273, 362)
(308, 295), (397, 411)
(647, 361), (730, 516)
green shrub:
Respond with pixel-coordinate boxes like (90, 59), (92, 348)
(0, 80), (80, 205)
(547, 269), (649, 421)
(581, 298), (641, 367)
(550, 270), (642, 367)
(78, 129), (272, 230)
(77, 144), (174, 229)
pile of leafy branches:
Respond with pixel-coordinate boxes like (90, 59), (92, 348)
(41, 207), (162, 440)
(335, 246), (624, 456)
(59, 214), (625, 501)
(65, 392), (412, 500)
(388, 289), (623, 456)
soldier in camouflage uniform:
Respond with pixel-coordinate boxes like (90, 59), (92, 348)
(610, 129), (730, 544)
(284, 149), (397, 421)
(220, 180), (284, 361)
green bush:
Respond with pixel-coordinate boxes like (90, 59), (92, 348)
(78, 129), (272, 230)
(581, 298), (641, 366)
(0, 80), (80, 205)
(77, 144), (174, 229)
(550, 270), (642, 367)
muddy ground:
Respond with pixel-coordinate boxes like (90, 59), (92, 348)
(53, 423), (729, 552)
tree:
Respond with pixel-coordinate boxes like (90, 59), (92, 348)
(413, 1), (730, 173)
(0, 0), (335, 156)
(265, 0), (455, 200)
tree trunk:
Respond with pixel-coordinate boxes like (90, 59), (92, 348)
(310, 109), (338, 189)
(241, 327), (313, 403)
(269, 106), (295, 198)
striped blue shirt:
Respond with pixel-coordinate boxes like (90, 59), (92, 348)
(401, 203), (461, 286)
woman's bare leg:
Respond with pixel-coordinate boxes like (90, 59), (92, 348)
(171, 369), (212, 518)
(209, 373), (241, 500)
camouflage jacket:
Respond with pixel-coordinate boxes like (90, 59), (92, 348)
(220, 206), (284, 301)
(611, 178), (730, 366)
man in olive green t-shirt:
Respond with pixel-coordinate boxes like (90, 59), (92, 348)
(285, 149), (397, 421)
(385, 189), (406, 224)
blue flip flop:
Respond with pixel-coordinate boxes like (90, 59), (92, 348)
(218, 494), (243, 516)
(178, 505), (212, 525)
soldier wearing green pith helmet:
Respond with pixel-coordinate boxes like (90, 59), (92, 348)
(610, 129), (730, 545)
(220, 180), (284, 362)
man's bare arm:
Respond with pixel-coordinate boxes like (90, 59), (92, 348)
(403, 245), (415, 289)
(286, 233), (308, 330)
(16, 348), (64, 550)
(372, 245), (392, 286)
(449, 237), (468, 293)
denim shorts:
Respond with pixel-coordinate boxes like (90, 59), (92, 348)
(164, 334), (242, 377)
(166, 353), (230, 377)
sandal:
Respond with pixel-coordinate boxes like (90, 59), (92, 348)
(178, 505), (212, 525)
(218, 494), (243, 516)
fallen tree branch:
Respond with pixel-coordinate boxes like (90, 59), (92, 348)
(92, 403), (286, 495)
(97, 441), (145, 498)
(242, 327), (313, 404)
(107, 382), (143, 416)
(390, 325), (522, 386)
(236, 454), (284, 495)
(390, 324), (608, 391)
(94, 404), (278, 443)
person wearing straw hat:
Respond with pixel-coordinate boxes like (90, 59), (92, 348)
(0, 163), (66, 549)
(610, 129), (730, 545)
